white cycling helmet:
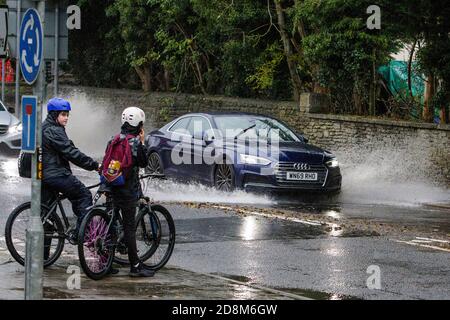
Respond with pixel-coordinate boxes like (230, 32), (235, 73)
(121, 107), (146, 127)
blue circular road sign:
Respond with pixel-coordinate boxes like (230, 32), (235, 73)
(19, 8), (43, 85)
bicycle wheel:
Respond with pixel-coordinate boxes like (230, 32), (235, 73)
(4, 202), (65, 268)
(77, 209), (114, 280)
(113, 205), (161, 266)
(136, 204), (175, 270)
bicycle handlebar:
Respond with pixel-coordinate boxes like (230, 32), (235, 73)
(87, 182), (102, 190)
(85, 173), (164, 191)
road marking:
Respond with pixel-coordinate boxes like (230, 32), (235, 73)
(411, 239), (433, 244)
(198, 271), (313, 300)
(391, 239), (450, 253)
(415, 237), (449, 244)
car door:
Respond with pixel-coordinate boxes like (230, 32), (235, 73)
(185, 116), (214, 183)
(162, 116), (192, 178)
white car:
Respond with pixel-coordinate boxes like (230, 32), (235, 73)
(0, 100), (22, 150)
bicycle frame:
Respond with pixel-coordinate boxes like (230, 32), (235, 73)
(41, 195), (71, 234)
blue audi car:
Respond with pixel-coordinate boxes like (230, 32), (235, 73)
(145, 112), (341, 193)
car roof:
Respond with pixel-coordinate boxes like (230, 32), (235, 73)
(180, 112), (274, 118)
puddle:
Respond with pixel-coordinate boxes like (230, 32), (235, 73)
(212, 272), (360, 300)
(175, 216), (327, 244)
(212, 273), (252, 283)
(271, 287), (360, 300)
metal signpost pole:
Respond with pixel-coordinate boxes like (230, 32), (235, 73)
(14, 0), (20, 116)
(24, 0), (46, 300)
(0, 5), (6, 102)
(1, 58), (4, 101)
(54, 5), (58, 96)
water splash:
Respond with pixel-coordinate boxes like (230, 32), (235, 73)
(141, 179), (273, 205)
(56, 91), (121, 158)
(336, 138), (450, 207)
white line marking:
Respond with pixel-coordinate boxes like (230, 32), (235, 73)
(411, 240), (433, 244)
(391, 239), (450, 253)
(415, 237), (450, 244)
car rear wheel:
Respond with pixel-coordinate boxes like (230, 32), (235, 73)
(214, 164), (235, 191)
(146, 152), (164, 175)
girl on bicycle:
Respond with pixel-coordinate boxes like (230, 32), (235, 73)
(105, 107), (155, 277)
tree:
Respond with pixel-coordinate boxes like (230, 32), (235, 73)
(294, 0), (397, 115)
(68, 0), (132, 88)
(106, 0), (163, 92)
(274, 0), (303, 101)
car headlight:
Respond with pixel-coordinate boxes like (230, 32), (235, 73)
(8, 123), (22, 134)
(325, 158), (339, 168)
(239, 154), (271, 166)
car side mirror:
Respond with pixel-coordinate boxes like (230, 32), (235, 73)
(8, 107), (15, 114)
(204, 131), (215, 143)
(296, 132), (308, 143)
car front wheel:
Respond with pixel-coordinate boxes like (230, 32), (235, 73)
(146, 152), (164, 175)
(214, 164), (235, 191)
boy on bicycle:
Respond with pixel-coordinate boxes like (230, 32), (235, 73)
(42, 98), (100, 243)
(104, 107), (155, 277)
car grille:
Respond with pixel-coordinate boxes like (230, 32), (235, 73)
(274, 162), (328, 187)
(0, 125), (8, 135)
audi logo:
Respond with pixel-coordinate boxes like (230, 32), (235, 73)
(293, 163), (310, 170)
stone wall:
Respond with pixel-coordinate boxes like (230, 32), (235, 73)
(57, 85), (450, 186)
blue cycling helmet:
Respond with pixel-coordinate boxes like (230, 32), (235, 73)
(47, 98), (71, 112)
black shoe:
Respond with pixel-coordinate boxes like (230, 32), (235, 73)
(141, 263), (156, 271)
(129, 263), (155, 278)
(67, 230), (79, 245)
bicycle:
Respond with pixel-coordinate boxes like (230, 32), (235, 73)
(4, 182), (101, 268)
(77, 173), (176, 280)
(4, 174), (172, 270)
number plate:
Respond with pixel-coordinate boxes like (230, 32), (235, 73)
(286, 172), (318, 181)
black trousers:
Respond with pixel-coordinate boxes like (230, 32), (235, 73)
(118, 205), (140, 266)
(42, 175), (92, 259)
(43, 174), (93, 229)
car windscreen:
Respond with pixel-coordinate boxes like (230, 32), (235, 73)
(214, 116), (300, 142)
(0, 101), (5, 112)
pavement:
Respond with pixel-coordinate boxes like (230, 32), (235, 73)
(0, 247), (309, 300)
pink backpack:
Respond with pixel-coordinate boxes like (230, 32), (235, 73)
(100, 134), (135, 186)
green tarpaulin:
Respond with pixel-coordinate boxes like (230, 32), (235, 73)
(378, 60), (425, 119)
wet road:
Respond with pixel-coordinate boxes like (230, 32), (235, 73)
(0, 151), (449, 299)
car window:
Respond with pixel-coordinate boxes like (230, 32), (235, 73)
(187, 116), (211, 137)
(169, 117), (191, 132)
(214, 116), (300, 142)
